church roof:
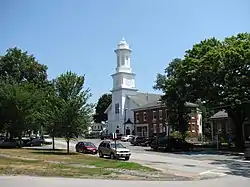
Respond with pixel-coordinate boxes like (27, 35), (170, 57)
(103, 92), (161, 114)
(104, 92), (199, 114)
(127, 92), (161, 107)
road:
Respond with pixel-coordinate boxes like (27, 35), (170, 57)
(0, 175), (250, 187)
(54, 138), (250, 179)
(1, 139), (249, 187)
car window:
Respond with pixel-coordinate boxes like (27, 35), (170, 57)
(84, 142), (95, 147)
(110, 143), (125, 149)
(107, 143), (111, 148)
(101, 142), (106, 147)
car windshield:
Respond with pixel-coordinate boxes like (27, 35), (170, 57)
(84, 142), (95, 147)
(110, 143), (125, 149)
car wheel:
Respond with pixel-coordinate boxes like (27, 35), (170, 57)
(110, 153), (115, 159)
(99, 151), (104, 158)
(124, 156), (130, 161)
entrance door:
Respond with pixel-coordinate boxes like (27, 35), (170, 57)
(126, 128), (131, 135)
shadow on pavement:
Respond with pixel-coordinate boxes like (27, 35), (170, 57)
(209, 158), (250, 178)
(145, 148), (243, 156)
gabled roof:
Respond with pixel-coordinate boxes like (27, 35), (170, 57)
(210, 110), (228, 119)
(104, 92), (161, 114)
(127, 92), (161, 107)
(132, 100), (198, 111)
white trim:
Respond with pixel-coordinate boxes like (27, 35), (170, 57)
(104, 104), (112, 114)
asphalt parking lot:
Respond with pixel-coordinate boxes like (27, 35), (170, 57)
(54, 138), (250, 179)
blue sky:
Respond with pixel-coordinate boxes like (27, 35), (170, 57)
(1, 0), (250, 103)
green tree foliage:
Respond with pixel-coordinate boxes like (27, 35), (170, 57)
(0, 48), (93, 153)
(0, 47), (48, 86)
(54, 71), (93, 153)
(154, 58), (191, 139)
(93, 93), (112, 123)
(0, 48), (49, 139)
(154, 33), (250, 149)
(0, 81), (42, 140)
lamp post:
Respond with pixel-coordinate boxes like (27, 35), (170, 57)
(124, 108), (128, 135)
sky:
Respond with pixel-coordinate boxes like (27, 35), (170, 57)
(1, 0), (250, 104)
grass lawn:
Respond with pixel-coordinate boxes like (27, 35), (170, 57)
(0, 148), (157, 179)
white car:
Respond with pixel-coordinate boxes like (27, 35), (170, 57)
(121, 135), (134, 142)
(42, 135), (52, 145)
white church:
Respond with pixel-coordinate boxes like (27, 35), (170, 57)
(104, 38), (162, 135)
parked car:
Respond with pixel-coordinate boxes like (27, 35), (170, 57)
(130, 136), (146, 146)
(22, 137), (43, 147)
(75, 141), (97, 154)
(41, 135), (52, 145)
(121, 135), (134, 142)
(100, 133), (110, 140)
(140, 137), (155, 147)
(0, 139), (22, 148)
(151, 136), (193, 152)
(98, 140), (131, 160)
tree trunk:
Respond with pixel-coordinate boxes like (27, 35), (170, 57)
(227, 108), (245, 151)
(52, 136), (55, 150)
(66, 139), (70, 154)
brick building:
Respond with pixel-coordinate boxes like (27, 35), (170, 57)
(132, 101), (202, 137)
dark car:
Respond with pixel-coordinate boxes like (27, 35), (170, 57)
(0, 139), (22, 148)
(22, 137), (43, 147)
(130, 136), (146, 146)
(75, 141), (97, 154)
(140, 137), (155, 147)
(151, 136), (193, 152)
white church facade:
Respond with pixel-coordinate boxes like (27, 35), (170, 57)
(104, 38), (163, 135)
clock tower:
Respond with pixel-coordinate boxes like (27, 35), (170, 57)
(110, 38), (138, 134)
(111, 37), (137, 92)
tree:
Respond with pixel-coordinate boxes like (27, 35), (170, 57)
(93, 93), (112, 123)
(0, 47), (49, 138)
(54, 71), (93, 153)
(0, 81), (42, 140)
(0, 47), (48, 86)
(154, 33), (250, 150)
(154, 58), (191, 139)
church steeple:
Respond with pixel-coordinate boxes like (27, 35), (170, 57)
(114, 37), (132, 73)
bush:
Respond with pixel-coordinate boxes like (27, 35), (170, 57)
(170, 131), (183, 139)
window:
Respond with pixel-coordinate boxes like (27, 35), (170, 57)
(159, 110), (162, 120)
(115, 103), (119, 114)
(153, 111), (157, 119)
(162, 125), (166, 132)
(143, 112), (147, 121)
(159, 123), (163, 133)
(192, 123), (196, 132)
(117, 56), (120, 67)
(136, 113), (139, 122)
(153, 124), (157, 133)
